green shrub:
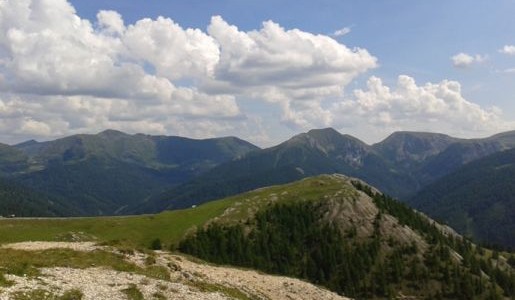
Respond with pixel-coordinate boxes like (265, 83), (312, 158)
(121, 284), (144, 300)
(59, 289), (83, 300)
(150, 238), (162, 250)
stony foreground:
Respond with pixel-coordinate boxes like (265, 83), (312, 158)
(0, 242), (349, 300)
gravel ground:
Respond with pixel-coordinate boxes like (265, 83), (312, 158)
(162, 254), (349, 300)
(1, 267), (229, 300)
(0, 241), (351, 300)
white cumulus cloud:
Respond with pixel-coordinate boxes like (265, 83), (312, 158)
(207, 16), (376, 90)
(499, 45), (515, 55)
(0, 0), (511, 146)
(123, 16), (220, 81)
(333, 27), (351, 37)
(204, 16), (376, 129)
(0, 0), (380, 144)
(451, 52), (486, 68)
(97, 10), (125, 35)
(331, 75), (512, 142)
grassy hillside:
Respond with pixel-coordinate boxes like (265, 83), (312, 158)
(0, 197), (234, 248)
(2, 175), (513, 299)
(0, 176), (348, 247)
(178, 175), (515, 299)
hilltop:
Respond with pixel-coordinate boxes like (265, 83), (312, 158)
(1, 175), (513, 299)
(178, 174), (515, 299)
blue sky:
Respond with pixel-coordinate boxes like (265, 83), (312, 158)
(0, 0), (514, 146)
(68, 1), (515, 80)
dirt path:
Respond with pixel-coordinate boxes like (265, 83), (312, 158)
(1, 241), (100, 252)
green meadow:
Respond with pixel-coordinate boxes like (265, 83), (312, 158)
(0, 197), (235, 249)
(0, 176), (347, 249)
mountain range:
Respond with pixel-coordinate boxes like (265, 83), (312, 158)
(145, 128), (515, 211)
(0, 129), (258, 216)
(1, 127), (515, 249)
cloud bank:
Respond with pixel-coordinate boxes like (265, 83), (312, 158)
(331, 76), (510, 142)
(0, 0), (511, 145)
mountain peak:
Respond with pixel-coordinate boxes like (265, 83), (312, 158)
(14, 139), (39, 148)
(374, 131), (457, 163)
(485, 130), (515, 148)
(381, 131), (454, 142)
(287, 128), (367, 150)
(97, 129), (128, 137)
(306, 127), (341, 137)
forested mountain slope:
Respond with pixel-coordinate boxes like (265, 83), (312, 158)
(178, 174), (515, 299)
(144, 128), (515, 213)
(409, 148), (515, 249)
(0, 177), (76, 217)
(0, 130), (258, 216)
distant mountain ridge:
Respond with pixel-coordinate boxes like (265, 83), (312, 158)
(1, 128), (515, 217)
(14, 129), (257, 172)
(0, 143), (28, 175)
(143, 128), (515, 212)
(0, 130), (259, 216)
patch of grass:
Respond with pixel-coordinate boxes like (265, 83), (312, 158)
(0, 271), (14, 287)
(191, 280), (256, 300)
(0, 249), (137, 276)
(152, 292), (166, 300)
(11, 288), (55, 300)
(121, 284), (144, 300)
(144, 253), (156, 265)
(0, 260), (40, 277)
(150, 238), (162, 250)
(142, 265), (170, 281)
(59, 289), (83, 300)
(0, 248), (170, 282)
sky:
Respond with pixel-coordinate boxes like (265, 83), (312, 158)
(0, 0), (514, 147)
